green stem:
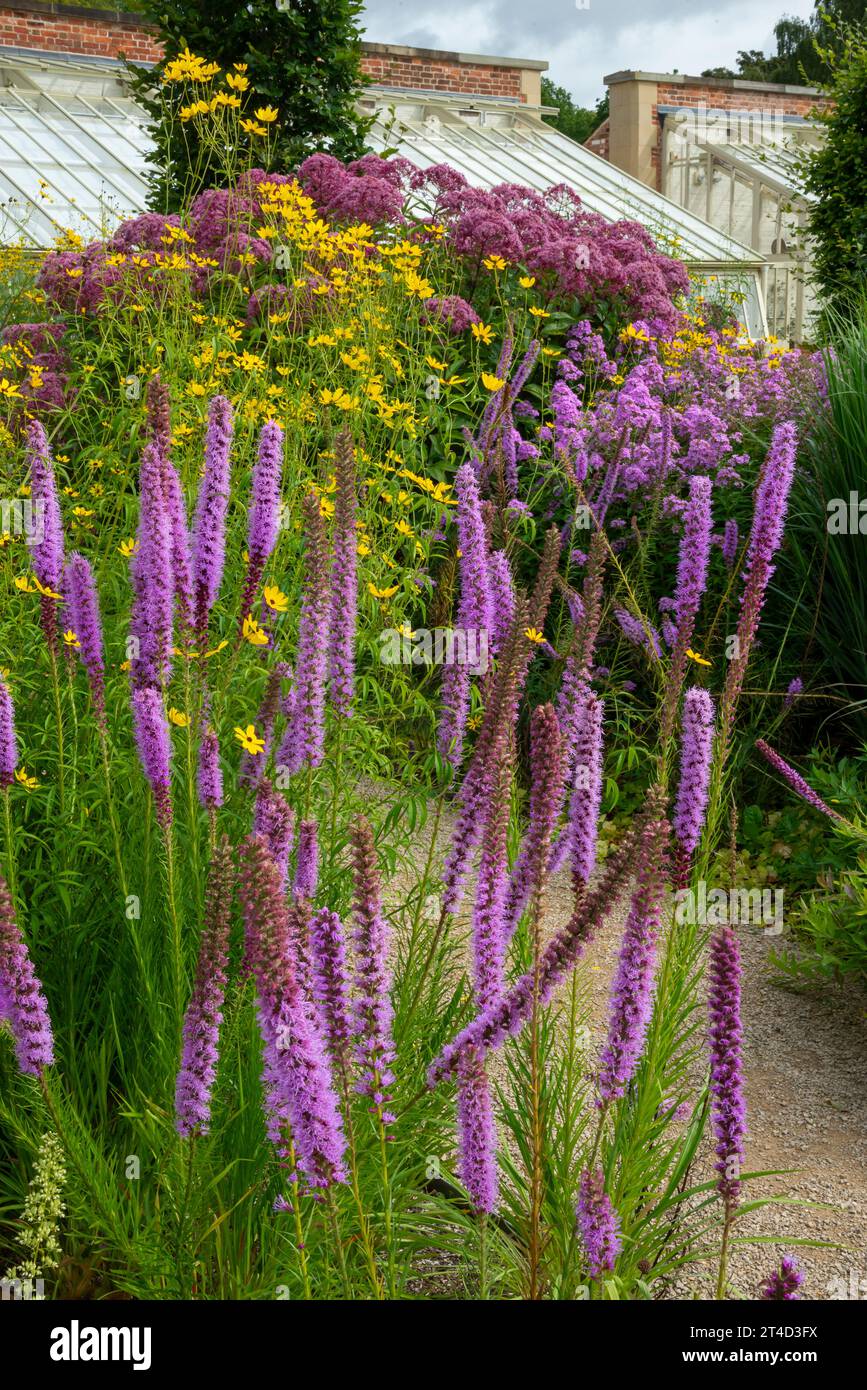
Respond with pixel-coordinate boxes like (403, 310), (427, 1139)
(288, 1142), (312, 1300)
(340, 1071), (384, 1299)
(377, 1109), (397, 1300)
(47, 639), (65, 821)
(326, 1188), (351, 1300)
(716, 1204), (733, 1300)
(2, 787), (17, 911)
(162, 825), (183, 1033)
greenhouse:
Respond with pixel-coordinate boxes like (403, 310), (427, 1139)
(1, 46), (782, 339)
(660, 111), (823, 339)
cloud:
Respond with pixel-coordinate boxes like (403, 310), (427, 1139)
(360, 0), (816, 106)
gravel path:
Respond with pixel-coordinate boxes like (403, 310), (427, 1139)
(389, 799), (867, 1300)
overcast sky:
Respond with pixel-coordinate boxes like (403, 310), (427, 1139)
(359, 0), (817, 106)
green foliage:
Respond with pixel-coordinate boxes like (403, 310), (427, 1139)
(128, 0), (370, 212)
(541, 79), (608, 147)
(767, 746), (867, 980)
(801, 24), (867, 317)
(775, 302), (867, 714)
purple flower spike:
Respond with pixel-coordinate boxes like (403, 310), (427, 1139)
(239, 418), (284, 623)
(597, 812), (669, 1102)
(309, 907), (352, 1070)
(64, 553), (105, 722)
(576, 1168), (621, 1281)
(239, 835), (346, 1189)
(131, 685), (173, 828)
(26, 420), (65, 646)
(708, 925), (747, 1207)
(278, 494), (330, 775)
(293, 820), (319, 902)
(673, 687), (715, 882)
(503, 702), (567, 938)
(673, 473), (713, 652)
(239, 662), (290, 789)
(253, 783), (295, 888)
(197, 726), (223, 811)
(457, 1048), (498, 1214)
(567, 691), (604, 886)
(175, 838), (233, 1135)
(760, 1256), (804, 1301)
(130, 443), (174, 688)
(0, 870), (54, 1075)
(488, 550), (515, 656)
(721, 518), (739, 570)
(471, 760), (510, 1009)
(192, 394), (233, 634)
(160, 455), (193, 628)
(349, 818), (396, 1125)
(438, 461), (491, 766)
(755, 739), (842, 822)
(722, 422), (797, 735)
(26, 420), (64, 596)
(0, 677), (18, 788)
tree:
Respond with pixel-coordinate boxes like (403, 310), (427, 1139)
(129, 0), (371, 211)
(801, 21), (867, 318)
(541, 78), (608, 146)
(716, 3), (867, 86)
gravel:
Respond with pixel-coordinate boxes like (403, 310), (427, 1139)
(388, 795), (867, 1300)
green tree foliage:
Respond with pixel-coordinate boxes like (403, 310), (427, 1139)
(128, 0), (371, 211)
(702, 2), (867, 85)
(541, 78), (608, 146)
(801, 26), (867, 317)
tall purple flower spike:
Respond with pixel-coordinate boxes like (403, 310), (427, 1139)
(175, 838), (234, 1135)
(576, 1168), (621, 1281)
(708, 925), (747, 1206)
(278, 494), (330, 775)
(239, 418), (284, 625)
(192, 394), (233, 635)
(239, 835), (346, 1189)
(0, 677), (18, 788)
(131, 685), (173, 828)
(672, 687), (715, 885)
(438, 462), (491, 766)
(349, 818), (396, 1126)
(0, 870), (54, 1076)
(64, 553), (106, 722)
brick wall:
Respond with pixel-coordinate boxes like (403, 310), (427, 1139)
(655, 79), (827, 120)
(0, 1), (162, 62)
(0, 3), (543, 102)
(362, 46), (524, 100)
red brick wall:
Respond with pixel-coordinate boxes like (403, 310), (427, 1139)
(362, 50), (524, 100)
(0, 1), (162, 62)
(0, 3), (531, 100)
(651, 81), (831, 190)
(655, 79), (828, 119)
